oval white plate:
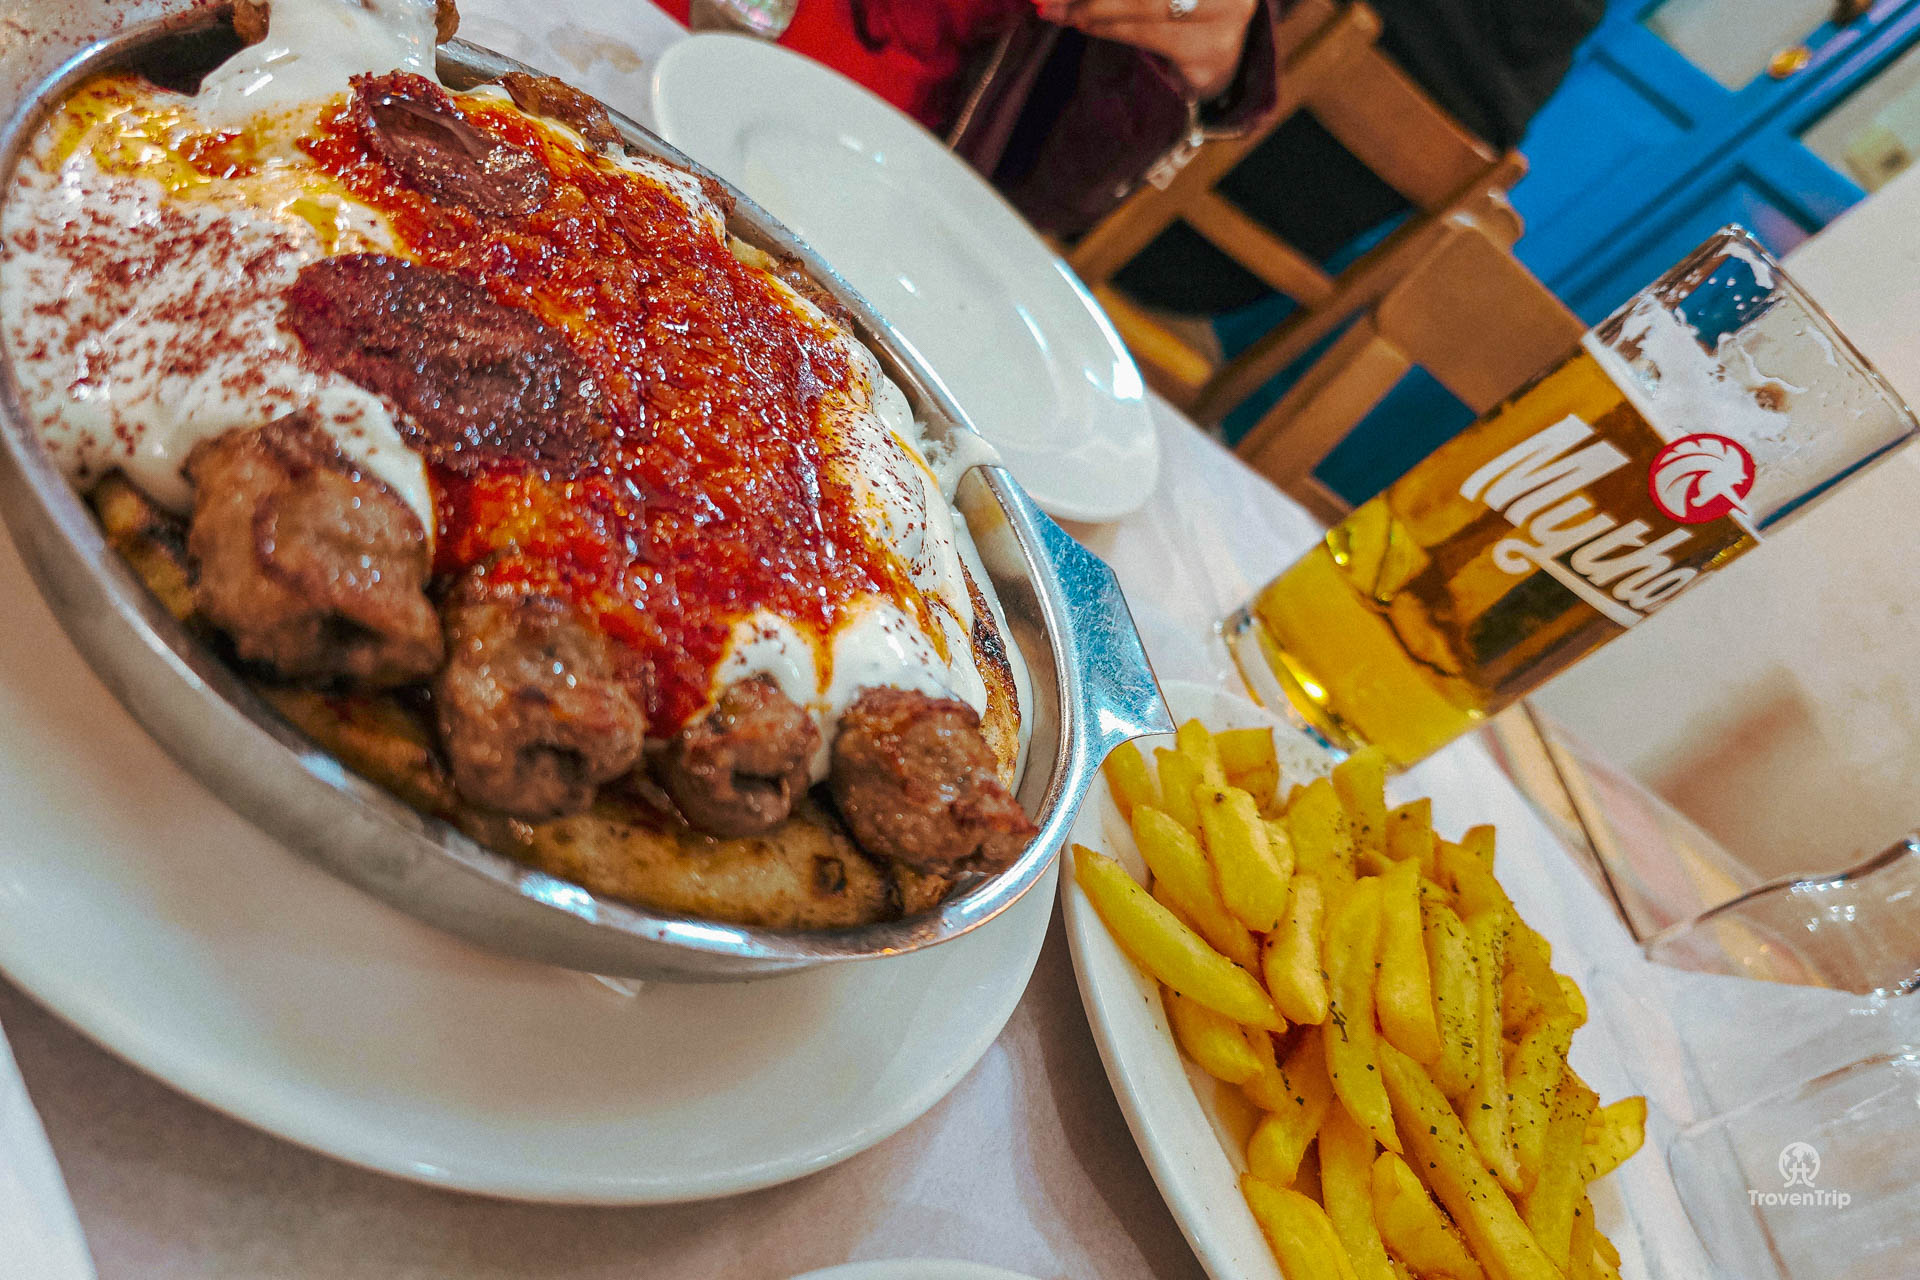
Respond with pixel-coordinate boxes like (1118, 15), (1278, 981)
(789, 1262), (1039, 1280)
(1063, 681), (1659, 1280)
(650, 34), (1159, 524)
(1061, 680), (1334, 1280)
(0, 1021), (93, 1279)
(0, 529), (1051, 1205)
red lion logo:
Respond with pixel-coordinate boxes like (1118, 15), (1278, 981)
(1649, 433), (1754, 524)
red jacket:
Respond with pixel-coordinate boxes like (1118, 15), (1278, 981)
(652, 0), (1030, 132)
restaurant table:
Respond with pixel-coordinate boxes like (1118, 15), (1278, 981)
(0, 7), (1653, 1276)
(1, 387), (1651, 1278)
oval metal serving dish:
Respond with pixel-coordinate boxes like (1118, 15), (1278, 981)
(0, 2), (1169, 980)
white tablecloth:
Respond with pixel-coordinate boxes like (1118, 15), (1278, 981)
(0, 7), (1671, 1275)
(2, 395), (1667, 1279)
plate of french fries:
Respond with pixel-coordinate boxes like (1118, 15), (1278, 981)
(1063, 681), (1647, 1280)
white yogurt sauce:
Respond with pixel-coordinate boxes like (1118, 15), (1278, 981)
(194, 0), (442, 126)
(1, 153), (432, 528)
(696, 312), (1006, 768)
(3, 0), (1025, 749)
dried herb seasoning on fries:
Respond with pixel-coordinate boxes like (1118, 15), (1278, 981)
(1075, 720), (1645, 1280)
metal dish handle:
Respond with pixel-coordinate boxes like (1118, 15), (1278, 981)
(1030, 500), (1171, 765)
(970, 465), (1170, 825)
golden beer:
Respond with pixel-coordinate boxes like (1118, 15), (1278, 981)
(1230, 341), (1758, 767)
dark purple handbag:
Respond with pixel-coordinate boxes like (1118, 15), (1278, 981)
(947, 4), (1280, 239)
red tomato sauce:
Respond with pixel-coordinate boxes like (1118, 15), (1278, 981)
(296, 75), (920, 730)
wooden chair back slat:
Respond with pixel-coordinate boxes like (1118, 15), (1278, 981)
(1189, 154), (1526, 423)
(1377, 221), (1584, 413)
(1306, 49), (1501, 211)
(1184, 192), (1335, 305)
(1064, 0), (1536, 428)
(1233, 217), (1582, 517)
(1065, 0), (1382, 287)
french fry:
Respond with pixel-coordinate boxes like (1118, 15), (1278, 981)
(1378, 1043), (1562, 1280)
(1582, 1096), (1647, 1183)
(1444, 844), (1569, 1031)
(1371, 1152), (1485, 1280)
(1376, 858), (1444, 1064)
(1216, 726), (1281, 808)
(1211, 1070), (1269, 1156)
(1241, 1176), (1361, 1280)
(1293, 1142), (1324, 1204)
(1151, 880), (1193, 924)
(1320, 1105), (1397, 1280)
(1332, 746), (1389, 865)
(1072, 845), (1282, 1029)
(1420, 896), (1481, 1100)
(1198, 785), (1293, 932)
(1460, 823), (1497, 871)
(1567, 1195), (1599, 1280)
(1133, 806), (1261, 971)
(1102, 741), (1157, 823)
(1594, 1227), (1621, 1270)
(1507, 1015), (1576, 1189)
(1440, 840), (1512, 918)
(1155, 747), (1203, 834)
(1323, 877), (1400, 1154)
(1463, 911), (1524, 1193)
(1240, 1026), (1289, 1112)
(1289, 776), (1358, 891)
(1502, 925), (1570, 1031)
(1163, 985), (1262, 1086)
(1557, 973), (1588, 1027)
(1155, 879), (1262, 986)
(1386, 798), (1437, 873)
(1176, 718), (1228, 787)
(1263, 873), (1330, 1025)
(1524, 1073), (1598, 1270)
(1246, 1027), (1334, 1185)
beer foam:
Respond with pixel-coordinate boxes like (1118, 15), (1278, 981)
(1587, 234), (1920, 529)
(1582, 295), (1789, 529)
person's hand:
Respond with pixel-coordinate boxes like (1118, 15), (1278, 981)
(1036, 0), (1260, 99)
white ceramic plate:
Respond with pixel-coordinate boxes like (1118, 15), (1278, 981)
(649, 34), (1159, 524)
(1062, 681), (1655, 1280)
(788, 1262), (1039, 1280)
(0, 1021), (94, 1279)
(0, 528), (1052, 1205)
(1061, 681), (1332, 1280)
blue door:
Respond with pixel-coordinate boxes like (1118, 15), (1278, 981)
(1511, 0), (1920, 322)
(1318, 0), (1920, 503)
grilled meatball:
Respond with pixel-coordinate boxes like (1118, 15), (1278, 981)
(496, 72), (622, 148)
(828, 687), (1036, 874)
(232, 0), (460, 45)
(659, 675), (820, 838)
(435, 575), (645, 820)
(184, 413), (442, 687)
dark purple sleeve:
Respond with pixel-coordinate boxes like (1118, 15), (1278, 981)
(1202, 0), (1283, 138)
(951, 1), (1284, 237)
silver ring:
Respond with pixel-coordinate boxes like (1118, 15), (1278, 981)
(1168, 0), (1198, 17)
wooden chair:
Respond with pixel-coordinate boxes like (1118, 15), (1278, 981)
(1233, 215), (1584, 523)
(1068, 0), (1528, 424)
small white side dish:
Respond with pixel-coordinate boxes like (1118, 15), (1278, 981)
(0, 1019), (95, 1280)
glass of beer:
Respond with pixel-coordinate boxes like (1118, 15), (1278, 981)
(1225, 227), (1919, 768)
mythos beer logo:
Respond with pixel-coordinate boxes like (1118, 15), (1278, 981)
(1649, 433), (1755, 523)
(1459, 415), (1710, 627)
